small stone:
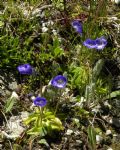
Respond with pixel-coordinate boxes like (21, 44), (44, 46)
(115, 0), (120, 4)
(109, 119), (113, 124)
(92, 105), (101, 113)
(42, 27), (48, 33)
(32, 8), (41, 16)
(104, 101), (111, 109)
(52, 29), (57, 36)
(0, 144), (2, 148)
(74, 131), (80, 136)
(31, 96), (35, 101)
(106, 130), (112, 136)
(10, 91), (19, 100)
(113, 134), (117, 137)
(96, 135), (103, 144)
(9, 81), (18, 91)
(111, 0), (120, 4)
(107, 148), (113, 150)
(76, 140), (82, 144)
(66, 129), (73, 135)
(64, 137), (67, 142)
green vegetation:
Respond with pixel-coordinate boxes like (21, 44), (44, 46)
(0, 0), (120, 149)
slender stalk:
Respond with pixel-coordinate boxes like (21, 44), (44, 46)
(54, 99), (59, 115)
(39, 107), (43, 126)
(36, 107), (43, 127)
(54, 89), (61, 115)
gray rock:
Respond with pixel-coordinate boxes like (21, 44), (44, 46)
(111, 0), (120, 4)
(0, 70), (18, 96)
(106, 130), (112, 136)
(115, 0), (120, 4)
(76, 140), (82, 144)
(66, 129), (73, 135)
(1, 114), (26, 139)
(96, 135), (103, 144)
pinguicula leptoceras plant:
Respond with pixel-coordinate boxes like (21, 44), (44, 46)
(24, 95), (63, 135)
(17, 64), (33, 75)
(83, 39), (97, 49)
(33, 97), (47, 127)
(71, 20), (82, 35)
(33, 97), (47, 107)
(51, 75), (67, 88)
(17, 64), (33, 89)
(83, 36), (107, 50)
(51, 75), (67, 114)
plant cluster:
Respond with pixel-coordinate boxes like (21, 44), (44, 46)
(1, 0), (120, 149)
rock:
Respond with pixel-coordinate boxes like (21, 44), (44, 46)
(104, 101), (111, 109)
(66, 129), (73, 135)
(0, 71), (18, 97)
(76, 140), (82, 144)
(31, 96), (36, 101)
(111, 0), (120, 4)
(1, 115), (25, 139)
(115, 0), (120, 4)
(10, 91), (19, 100)
(42, 26), (48, 33)
(72, 97), (86, 108)
(106, 130), (112, 136)
(1, 111), (29, 140)
(96, 135), (103, 144)
(0, 144), (2, 148)
(92, 105), (101, 113)
(107, 148), (113, 150)
(74, 131), (80, 136)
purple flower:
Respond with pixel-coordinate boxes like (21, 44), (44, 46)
(83, 39), (96, 49)
(71, 20), (82, 35)
(33, 97), (47, 107)
(51, 75), (67, 88)
(83, 36), (107, 50)
(95, 36), (107, 50)
(17, 64), (33, 75)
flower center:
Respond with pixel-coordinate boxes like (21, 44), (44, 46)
(57, 79), (64, 84)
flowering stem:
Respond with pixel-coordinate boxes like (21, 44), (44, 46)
(54, 100), (59, 115)
(39, 107), (43, 126)
(36, 107), (43, 128)
(54, 89), (61, 115)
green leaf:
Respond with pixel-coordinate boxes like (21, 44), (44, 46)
(27, 126), (47, 136)
(38, 139), (49, 147)
(54, 47), (63, 57)
(71, 66), (88, 89)
(92, 59), (104, 82)
(13, 144), (23, 150)
(44, 111), (53, 116)
(53, 37), (59, 48)
(50, 117), (64, 130)
(24, 113), (39, 125)
(44, 111), (55, 119)
(5, 97), (16, 113)
(107, 91), (120, 99)
(0, 21), (4, 27)
(87, 126), (96, 150)
(95, 128), (102, 135)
